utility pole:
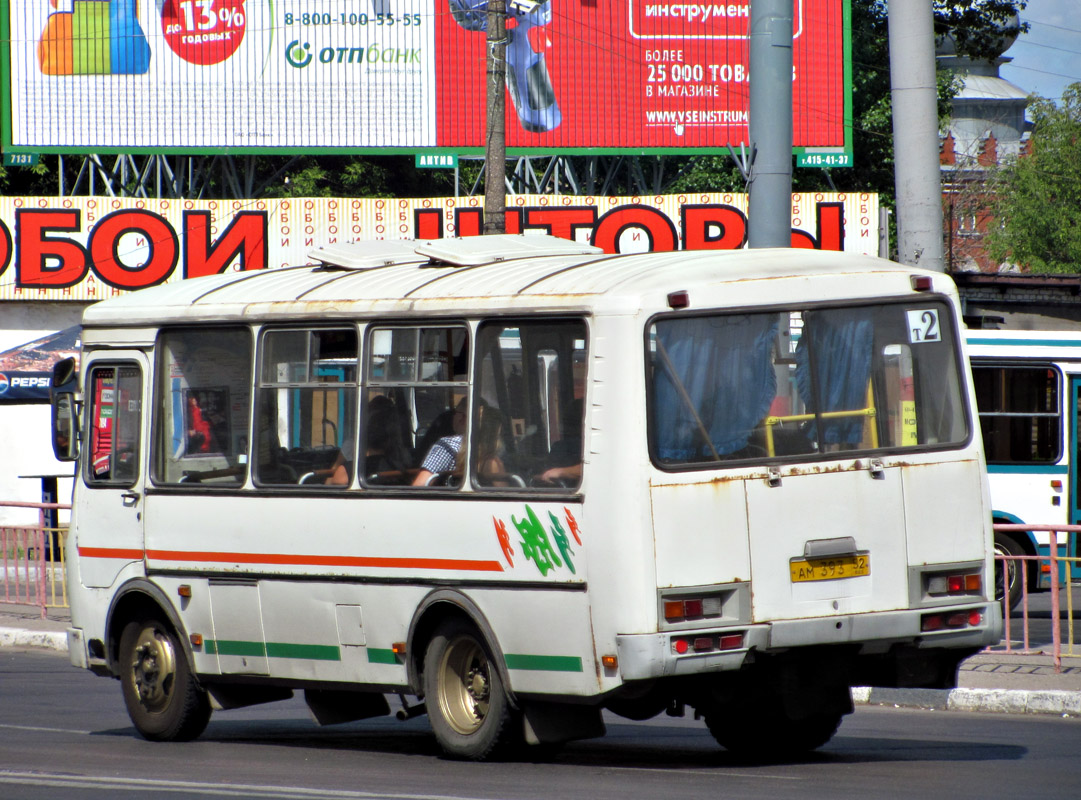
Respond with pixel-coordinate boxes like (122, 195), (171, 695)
(484, 0), (507, 234)
(747, 0), (794, 249)
(888, 0), (945, 271)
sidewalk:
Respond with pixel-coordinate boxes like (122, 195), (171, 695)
(3, 602), (1080, 717)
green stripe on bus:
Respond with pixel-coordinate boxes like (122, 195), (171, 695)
(266, 642), (341, 661)
(205, 639), (266, 657)
(504, 654), (583, 672)
(205, 640), (341, 661)
(367, 648), (399, 665)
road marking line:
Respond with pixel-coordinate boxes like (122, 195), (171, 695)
(0, 723), (92, 735)
(0, 771), (495, 800)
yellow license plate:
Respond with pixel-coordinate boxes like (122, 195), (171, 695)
(790, 554), (870, 583)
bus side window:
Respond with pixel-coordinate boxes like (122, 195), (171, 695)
(365, 325), (469, 488)
(86, 364), (142, 486)
(473, 319), (587, 490)
(254, 327), (359, 487)
(152, 328), (253, 486)
(973, 365), (1061, 464)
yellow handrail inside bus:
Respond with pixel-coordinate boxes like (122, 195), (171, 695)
(763, 383), (878, 457)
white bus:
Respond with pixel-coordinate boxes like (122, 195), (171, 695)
(52, 235), (1001, 761)
(966, 330), (1081, 609)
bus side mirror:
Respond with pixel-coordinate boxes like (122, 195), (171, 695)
(51, 358), (80, 462)
(53, 356), (78, 393)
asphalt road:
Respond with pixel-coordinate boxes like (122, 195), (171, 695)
(2, 649), (1080, 800)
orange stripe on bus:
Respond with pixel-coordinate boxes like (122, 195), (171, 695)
(144, 550), (505, 572)
(78, 547), (145, 560)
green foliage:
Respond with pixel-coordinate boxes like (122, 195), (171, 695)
(933, 0), (1027, 61)
(0, 157), (62, 196)
(984, 84), (1081, 273)
(657, 156), (744, 194)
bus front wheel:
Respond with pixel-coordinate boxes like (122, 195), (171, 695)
(423, 619), (514, 760)
(118, 617), (211, 742)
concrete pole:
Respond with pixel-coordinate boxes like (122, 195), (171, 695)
(484, 0), (507, 234)
(888, 0), (945, 271)
(747, 0), (794, 249)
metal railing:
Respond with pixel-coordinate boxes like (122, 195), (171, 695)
(0, 500), (70, 618)
(992, 523), (1081, 673)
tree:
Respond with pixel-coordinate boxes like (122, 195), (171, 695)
(983, 84), (1081, 273)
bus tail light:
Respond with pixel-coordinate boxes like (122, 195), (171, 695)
(718, 633), (744, 650)
(921, 610), (983, 632)
(667, 290), (690, 309)
(663, 594), (725, 622)
(671, 632), (744, 655)
(926, 571), (982, 597)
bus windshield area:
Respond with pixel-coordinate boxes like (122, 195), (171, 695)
(648, 301), (970, 467)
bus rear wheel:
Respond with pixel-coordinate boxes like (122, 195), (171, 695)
(423, 619), (514, 760)
(705, 701), (843, 760)
(118, 617), (211, 742)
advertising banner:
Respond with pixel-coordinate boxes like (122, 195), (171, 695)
(0, 192), (879, 301)
(3, 0), (849, 153)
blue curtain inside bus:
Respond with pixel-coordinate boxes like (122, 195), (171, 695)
(654, 315), (778, 460)
(795, 310), (874, 445)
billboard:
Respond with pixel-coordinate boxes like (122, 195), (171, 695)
(2, 0), (850, 155)
(0, 192), (879, 301)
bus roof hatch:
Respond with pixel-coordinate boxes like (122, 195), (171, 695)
(307, 240), (430, 270)
(415, 233), (603, 267)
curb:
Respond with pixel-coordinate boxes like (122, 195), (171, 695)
(852, 686), (1081, 717)
(0, 626), (68, 652)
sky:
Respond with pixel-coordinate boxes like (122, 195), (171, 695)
(999, 0), (1081, 101)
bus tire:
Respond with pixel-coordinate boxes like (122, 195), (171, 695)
(118, 617), (211, 742)
(423, 618), (514, 760)
(993, 533), (1025, 611)
(705, 701), (842, 760)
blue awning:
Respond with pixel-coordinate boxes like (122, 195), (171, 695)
(0, 327), (81, 403)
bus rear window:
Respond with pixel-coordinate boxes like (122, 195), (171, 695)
(648, 301), (969, 467)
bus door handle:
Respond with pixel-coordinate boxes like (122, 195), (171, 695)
(869, 459), (885, 480)
(121, 491), (141, 507)
(767, 467), (782, 488)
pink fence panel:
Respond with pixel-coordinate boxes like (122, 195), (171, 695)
(993, 523), (1081, 673)
(0, 500), (70, 618)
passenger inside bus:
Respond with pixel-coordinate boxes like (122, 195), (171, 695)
(535, 398), (584, 486)
(412, 399), (469, 486)
(360, 402), (411, 484)
(473, 409), (509, 486)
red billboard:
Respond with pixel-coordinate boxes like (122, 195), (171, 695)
(436, 0), (849, 151)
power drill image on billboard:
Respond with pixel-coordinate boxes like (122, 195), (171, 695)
(448, 0), (562, 133)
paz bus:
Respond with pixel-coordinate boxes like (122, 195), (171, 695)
(51, 235), (1001, 760)
(966, 330), (1081, 609)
